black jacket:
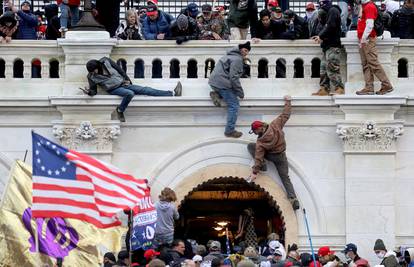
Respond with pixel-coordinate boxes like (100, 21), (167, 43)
(391, 5), (414, 39)
(227, 0), (258, 37)
(168, 16), (200, 41)
(256, 20), (286, 39)
(318, 5), (342, 51)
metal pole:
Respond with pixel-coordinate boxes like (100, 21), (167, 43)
(303, 209), (318, 267)
(23, 149), (28, 163)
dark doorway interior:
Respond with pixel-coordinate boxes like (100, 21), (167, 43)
(175, 177), (286, 249)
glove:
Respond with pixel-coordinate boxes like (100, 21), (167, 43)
(176, 36), (184, 44)
(176, 36), (188, 45)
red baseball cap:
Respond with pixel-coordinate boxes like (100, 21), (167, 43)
(144, 249), (160, 261)
(146, 5), (158, 16)
(268, 0), (279, 7)
(306, 2), (316, 11)
(249, 121), (264, 134)
(318, 246), (333, 257)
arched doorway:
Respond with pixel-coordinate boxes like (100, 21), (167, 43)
(175, 177), (286, 248)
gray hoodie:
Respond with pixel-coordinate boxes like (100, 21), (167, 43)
(208, 47), (245, 98)
(155, 201), (179, 235)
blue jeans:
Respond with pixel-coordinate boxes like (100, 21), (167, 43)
(214, 88), (240, 134)
(338, 1), (348, 35)
(109, 84), (172, 112)
(59, 3), (80, 29)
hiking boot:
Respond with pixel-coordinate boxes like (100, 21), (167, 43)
(224, 130), (243, 138)
(174, 81), (182, 96)
(289, 198), (300, 210)
(116, 108), (126, 122)
(311, 87), (329, 96)
(210, 91), (222, 107)
(376, 85), (394, 95)
(330, 87), (345, 95)
(356, 88), (374, 95)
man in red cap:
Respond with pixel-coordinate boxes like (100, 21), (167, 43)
(247, 95), (299, 210)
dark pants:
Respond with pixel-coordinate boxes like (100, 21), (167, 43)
(247, 143), (297, 199)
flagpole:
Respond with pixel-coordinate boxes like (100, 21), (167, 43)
(129, 209), (133, 267)
(35, 219), (40, 264)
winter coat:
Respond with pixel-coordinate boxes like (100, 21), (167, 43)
(117, 23), (142, 40)
(56, 0), (80, 6)
(256, 20), (286, 39)
(208, 47), (245, 98)
(204, 252), (226, 262)
(87, 57), (131, 93)
(44, 4), (60, 40)
(198, 17), (230, 40)
(0, 11), (18, 38)
(380, 251), (399, 267)
(16, 10), (37, 40)
(142, 10), (174, 40)
(168, 16), (200, 40)
(252, 100), (291, 174)
(227, 0), (258, 37)
(318, 5), (342, 51)
(155, 201), (179, 236)
(166, 250), (186, 267)
(391, 5), (414, 39)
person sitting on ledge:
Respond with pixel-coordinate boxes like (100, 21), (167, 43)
(247, 95), (300, 210)
(82, 57), (182, 122)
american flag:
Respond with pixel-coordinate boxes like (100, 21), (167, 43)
(31, 132), (148, 228)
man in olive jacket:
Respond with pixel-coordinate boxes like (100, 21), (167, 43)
(373, 239), (399, 267)
(209, 41), (250, 138)
(246, 95), (300, 210)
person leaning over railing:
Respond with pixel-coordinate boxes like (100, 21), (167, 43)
(116, 8), (142, 40)
(0, 11), (17, 43)
(56, 0), (80, 37)
(167, 14), (199, 44)
(142, 5), (173, 40)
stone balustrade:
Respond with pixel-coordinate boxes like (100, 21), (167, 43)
(0, 32), (412, 97)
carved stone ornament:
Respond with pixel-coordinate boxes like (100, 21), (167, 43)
(53, 121), (120, 151)
(336, 121), (403, 152)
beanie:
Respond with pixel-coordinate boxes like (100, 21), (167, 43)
(238, 41), (251, 51)
(177, 14), (189, 30)
(86, 60), (101, 73)
(374, 239), (386, 251)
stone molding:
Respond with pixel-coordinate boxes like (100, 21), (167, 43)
(52, 121), (120, 152)
(337, 121), (404, 153)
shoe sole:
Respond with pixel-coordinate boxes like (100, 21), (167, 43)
(356, 91), (374, 95)
(224, 132), (243, 138)
(375, 88), (394, 95)
(174, 82), (182, 96)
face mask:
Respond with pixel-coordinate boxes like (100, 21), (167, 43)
(306, 11), (315, 18)
(345, 255), (351, 260)
(376, 252), (386, 259)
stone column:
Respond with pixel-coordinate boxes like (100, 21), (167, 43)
(57, 31), (117, 95)
(335, 96), (405, 263)
(341, 31), (399, 93)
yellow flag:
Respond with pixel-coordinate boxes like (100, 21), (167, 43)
(0, 161), (126, 266)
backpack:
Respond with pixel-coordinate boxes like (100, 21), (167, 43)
(374, 4), (385, 37)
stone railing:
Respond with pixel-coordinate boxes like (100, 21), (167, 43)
(0, 31), (413, 97)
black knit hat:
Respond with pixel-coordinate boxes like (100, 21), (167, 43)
(0, 11), (17, 27)
(238, 41), (251, 51)
(86, 60), (101, 73)
(374, 239), (386, 251)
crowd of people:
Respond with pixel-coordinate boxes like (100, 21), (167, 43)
(1, 0), (413, 43)
(100, 188), (414, 267)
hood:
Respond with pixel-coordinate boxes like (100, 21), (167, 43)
(157, 201), (173, 210)
(385, 250), (397, 258)
(227, 47), (242, 57)
(406, 248), (414, 262)
(44, 4), (59, 21)
(384, 0), (400, 13)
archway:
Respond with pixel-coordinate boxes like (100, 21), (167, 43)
(175, 176), (286, 247)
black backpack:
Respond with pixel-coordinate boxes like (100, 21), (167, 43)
(374, 4), (385, 37)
